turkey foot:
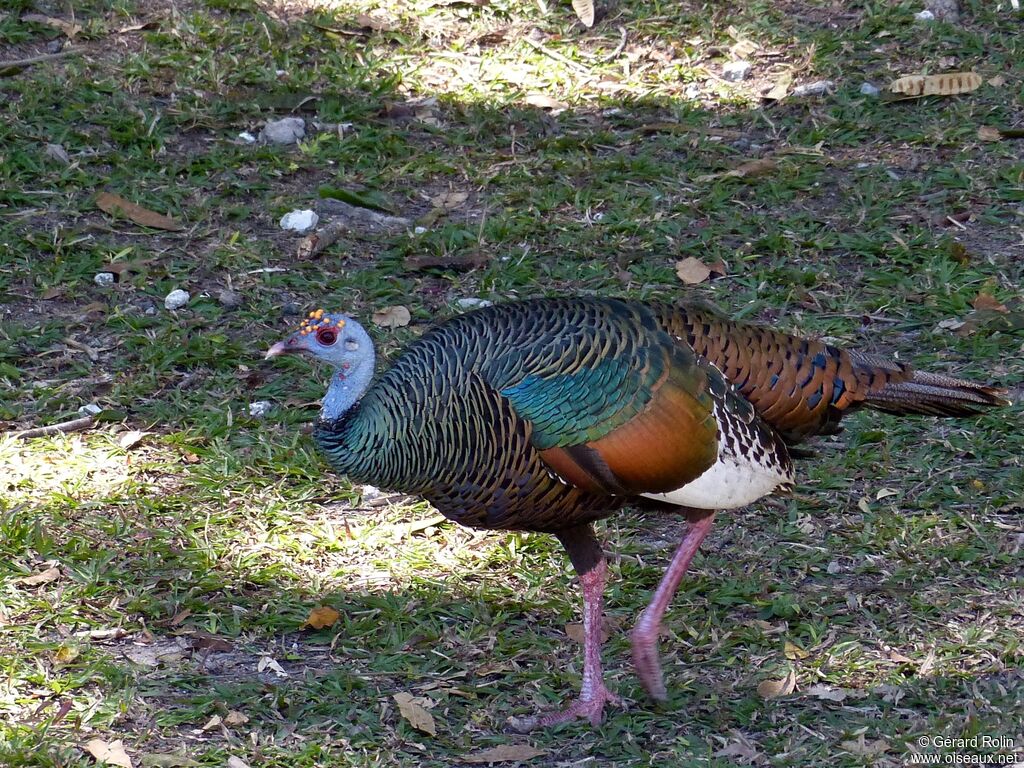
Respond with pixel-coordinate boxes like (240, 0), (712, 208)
(510, 523), (621, 731)
(509, 683), (621, 732)
(631, 511), (716, 700)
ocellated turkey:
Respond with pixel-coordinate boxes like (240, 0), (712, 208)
(266, 297), (1008, 730)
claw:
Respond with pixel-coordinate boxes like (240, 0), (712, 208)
(508, 685), (621, 732)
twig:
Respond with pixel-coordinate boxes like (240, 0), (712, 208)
(599, 26), (628, 63)
(297, 221), (346, 260)
(0, 49), (80, 70)
(13, 415), (96, 440)
(522, 37), (591, 75)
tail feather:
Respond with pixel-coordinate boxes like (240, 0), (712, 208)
(865, 367), (1010, 417)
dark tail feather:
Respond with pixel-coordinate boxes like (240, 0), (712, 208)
(865, 369), (1010, 416)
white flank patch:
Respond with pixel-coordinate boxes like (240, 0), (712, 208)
(641, 455), (790, 510)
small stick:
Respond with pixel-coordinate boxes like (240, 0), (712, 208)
(0, 49), (80, 70)
(297, 221), (346, 260)
(522, 37), (591, 75)
(599, 26), (628, 63)
(13, 415), (96, 440)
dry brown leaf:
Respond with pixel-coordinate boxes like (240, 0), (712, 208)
(96, 193), (182, 231)
(839, 736), (890, 756)
(461, 744), (547, 763)
(138, 752), (199, 767)
(973, 292), (1008, 313)
(392, 692), (437, 736)
(21, 13), (82, 38)
(41, 286), (64, 300)
(430, 191), (469, 210)
(756, 668), (796, 699)
(675, 257), (712, 285)
(977, 125), (1003, 142)
(888, 71), (981, 97)
(523, 93), (567, 110)
(355, 13), (398, 31)
(404, 252), (490, 272)
(303, 605), (341, 629)
(571, 0), (595, 27)
(888, 649), (914, 663)
(223, 710), (249, 726)
(18, 566), (61, 586)
(987, 74), (1006, 87)
(200, 715), (222, 731)
(806, 684), (848, 702)
(696, 158), (778, 183)
(226, 758), (251, 768)
(85, 738), (134, 768)
(783, 640), (809, 660)
(372, 305), (411, 328)
(564, 615), (618, 644)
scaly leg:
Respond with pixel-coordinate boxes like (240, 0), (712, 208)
(631, 511), (716, 701)
(509, 523), (620, 732)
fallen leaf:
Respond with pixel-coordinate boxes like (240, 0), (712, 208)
(21, 13), (82, 38)
(372, 305), (411, 328)
(972, 292), (1008, 313)
(806, 684), (848, 702)
(393, 692), (437, 736)
(571, 0), (594, 27)
(41, 286), (64, 300)
(523, 93), (567, 110)
(118, 430), (148, 450)
(888, 649), (914, 663)
(564, 615), (619, 644)
(675, 257), (712, 285)
(918, 648), (936, 676)
(764, 71), (793, 101)
(223, 711), (248, 726)
(888, 72), (981, 97)
(257, 656), (287, 676)
(756, 668), (796, 699)
(784, 641), (809, 660)
(696, 158), (778, 183)
(190, 635), (232, 652)
(95, 193), (182, 231)
(355, 12), (398, 31)
(85, 738), (133, 768)
(461, 744), (547, 763)
(713, 733), (764, 764)
(200, 715), (222, 731)
(139, 753), (199, 768)
(840, 736), (890, 756)
(19, 565), (61, 586)
(226, 758), (250, 768)
(303, 605), (341, 630)
(977, 125), (1003, 142)
(53, 645), (81, 664)
(987, 75), (1006, 87)
(429, 191), (469, 210)
(875, 487), (899, 500)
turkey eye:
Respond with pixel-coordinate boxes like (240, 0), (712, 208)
(316, 328), (338, 345)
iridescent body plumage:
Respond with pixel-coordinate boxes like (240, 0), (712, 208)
(268, 296), (1007, 730)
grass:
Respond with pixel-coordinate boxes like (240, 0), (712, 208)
(2, 0), (1023, 765)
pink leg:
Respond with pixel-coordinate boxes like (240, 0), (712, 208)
(509, 524), (620, 732)
(631, 511), (716, 701)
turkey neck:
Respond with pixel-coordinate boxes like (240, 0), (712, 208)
(321, 347), (375, 422)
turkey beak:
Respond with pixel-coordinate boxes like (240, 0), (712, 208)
(265, 340), (293, 360)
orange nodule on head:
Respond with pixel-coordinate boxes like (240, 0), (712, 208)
(296, 310), (345, 336)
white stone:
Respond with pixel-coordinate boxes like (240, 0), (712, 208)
(260, 117), (306, 145)
(164, 289), (190, 310)
(237, 131), (257, 144)
(860, 82), (881, 96)
(413, 226), (427, 235)
(279, 209), (318, 233)
(914, 9), (935, 21)
(78, 403), (103, 416)
(248, 401), (273, 418)
(94, 272), (115, 287)
(722, 60), (752, 82)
